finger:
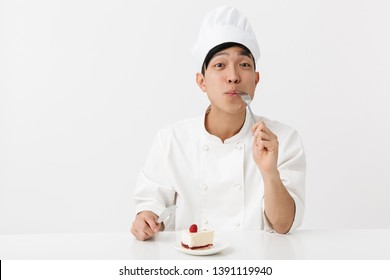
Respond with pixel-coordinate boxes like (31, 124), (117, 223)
(259, 122), (277, 139)
(134, 216), (155, 237)
(254, 138), (265, 151)
(254, 131), (272, 141)
(251, 121), (263, 135)
(255, 131), (271, 144)
(252, 121), (272, 138)
(131, 222), (151, 241)
(255, 135), (275, 147)
(145, 216), (159, 233)
(261, 140), (274, 149)
(253, 126), (264, 141)
(252, 120), (274, 135)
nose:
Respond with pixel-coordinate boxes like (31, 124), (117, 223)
(227, 67), (240, 84)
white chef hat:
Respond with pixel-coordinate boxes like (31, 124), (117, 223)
(192, 6), (260, 71)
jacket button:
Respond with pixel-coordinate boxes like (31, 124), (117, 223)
(234, 221), (241, 227)
(235, 184), (242, 190)
(203, 145), (209, 151)
(203, 218), (208, 225)
(202, 184), (208, 190)
(235, 145), (242, 150)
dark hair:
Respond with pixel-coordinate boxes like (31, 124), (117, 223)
(201, 42), (256, 75)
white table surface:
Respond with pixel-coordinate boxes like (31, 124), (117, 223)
(1, 229), (389, 260)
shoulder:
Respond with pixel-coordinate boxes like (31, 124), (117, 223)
(156, 116), (203, 142)
(259, 116), (303, 147)
(260, 116), (297, 136)
(260, 117), (306, 167)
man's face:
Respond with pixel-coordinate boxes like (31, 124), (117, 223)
(196, 46), (260, 115)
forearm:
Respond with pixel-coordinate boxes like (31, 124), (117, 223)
(263, 170), (295, 234)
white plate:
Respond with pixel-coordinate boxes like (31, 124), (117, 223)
(174, 240), (230, 256)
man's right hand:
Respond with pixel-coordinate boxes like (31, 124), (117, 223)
(130, 211), (164, 241)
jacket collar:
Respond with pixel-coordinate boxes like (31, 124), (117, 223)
(202, 106), (253, 144)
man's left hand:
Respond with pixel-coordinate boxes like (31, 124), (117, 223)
(252, 121), (279, 176)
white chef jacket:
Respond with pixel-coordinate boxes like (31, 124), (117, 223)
(134, 108), (306, 233)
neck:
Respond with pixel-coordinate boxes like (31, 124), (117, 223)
(205, 106), (246, 142)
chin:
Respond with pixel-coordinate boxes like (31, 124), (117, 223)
(224, 106), (246, 115)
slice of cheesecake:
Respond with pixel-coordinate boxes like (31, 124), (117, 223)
(181, 224), (214, 250)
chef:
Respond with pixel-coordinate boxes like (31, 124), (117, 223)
(131, 6), (306, 241)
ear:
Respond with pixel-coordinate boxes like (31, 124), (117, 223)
(255, 71), (260, 86)
(196, 72), (207, 92)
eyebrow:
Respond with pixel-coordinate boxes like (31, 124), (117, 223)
(212, 50), (253, 59)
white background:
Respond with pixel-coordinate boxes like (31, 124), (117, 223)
(1, 0), (390, 234)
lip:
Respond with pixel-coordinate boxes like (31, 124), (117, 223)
(225, 90), (240, 96)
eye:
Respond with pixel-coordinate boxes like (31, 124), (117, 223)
(240, 62), (251, 68)
(214, 63), (225, 68)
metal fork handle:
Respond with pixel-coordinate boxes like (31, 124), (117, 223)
(247, 106), (256, 124)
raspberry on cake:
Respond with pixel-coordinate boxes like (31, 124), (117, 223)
(181, 224), (214, 250)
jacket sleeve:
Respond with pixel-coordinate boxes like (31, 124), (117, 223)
(262, 127), (306, 233)
(133, 130), (177, 229)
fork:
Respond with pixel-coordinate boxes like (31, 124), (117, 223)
(238, 92), (256, 124)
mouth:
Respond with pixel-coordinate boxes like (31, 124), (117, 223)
(225, 90), (240, 96)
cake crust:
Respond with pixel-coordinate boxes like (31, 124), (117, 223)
(181, 242), (213, 250)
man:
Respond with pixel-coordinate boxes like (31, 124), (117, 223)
(131, 6), (305, 241)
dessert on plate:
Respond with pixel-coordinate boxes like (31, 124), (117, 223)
(181, 224), (214, 250)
